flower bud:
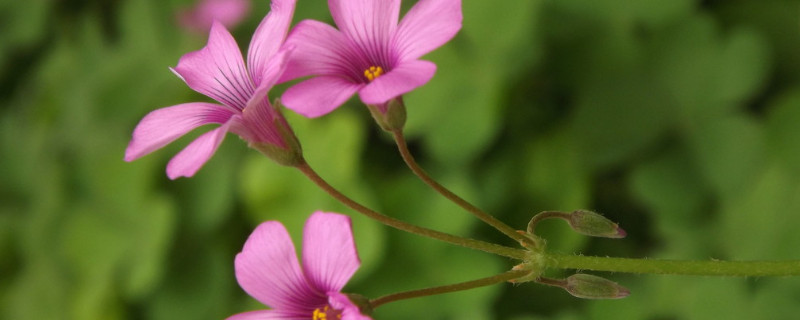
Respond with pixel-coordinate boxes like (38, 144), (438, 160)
(564, 274), (630, 299)
(567, 210), (626, 238)
(367, 97), (407, 132)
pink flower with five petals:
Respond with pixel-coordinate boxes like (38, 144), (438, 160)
(125, 0), (298, 179)
(279, 0), (463, 117)
(229, 211), (371, 320)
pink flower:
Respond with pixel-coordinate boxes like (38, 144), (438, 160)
(229, 212), (371, 320)
(126, 0), (298, 179)
(178, 0), (251, 33)
(279, 0), (463, 117)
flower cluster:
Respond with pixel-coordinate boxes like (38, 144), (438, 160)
(125, 0), (649, 318)
(125, 0), (461, 179)
(126, 0), (464, 318)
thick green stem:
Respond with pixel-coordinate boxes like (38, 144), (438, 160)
(296, 161), (527, 260)
(391, 130), (533, 247)
(548, 253), (800, 276)
(370, 269), (530, 308)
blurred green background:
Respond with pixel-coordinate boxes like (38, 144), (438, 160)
(3, 0), (800, 319)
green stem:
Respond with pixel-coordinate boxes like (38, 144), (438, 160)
(391, 130), (532, 247)
(548, 253), (800, 276)
(370, 269), (530, 308)
(296, 161), (527, 260)
(527, 211), (570, 234)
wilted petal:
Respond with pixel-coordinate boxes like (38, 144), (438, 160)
(282, 76), (363, 118)
(248, 0), (297, 87)
(226, 309), (308, 320)
(328, 292), (371, 320)
(393, 0), (462, 61)
(358, 60), (436, 105)
(302, 212), (360, 293)
(281, 20), (368, 82)
(235, 221), (326, 311)
(328, 0), (400, 66)
(125, 102), (236, 161)
(173, 22), (254, 110)
(166, 119), (234, 179)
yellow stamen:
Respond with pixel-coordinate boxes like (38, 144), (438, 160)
(364, 66), (384, 82)
(313, 305), (342, 320)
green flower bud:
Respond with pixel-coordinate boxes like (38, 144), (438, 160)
(367, 97), (407, 132)
(565, 274), (630, 299)
(567, 210), (626, 238)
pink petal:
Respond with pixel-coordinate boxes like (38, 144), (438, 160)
(235, 221), (326, 312)
(281, 76), (363, 118)
(234, 48), (295, 145)
(393, 0), (462, 61)
(302, 212), (360, 293)
(125, 102), (236, 162)
(248, 0), (297, 87)
(173, 22), (254, 110)
(281, 20), (368, 82)
(328, 292), (371, 320)
(327, 0), (400, 67)
(358, 60), (436, 105)
(226, 310), (308, 320)
(251, 47), (294, 99)
(166, 119), (234, 179)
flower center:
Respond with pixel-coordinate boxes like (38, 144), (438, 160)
(363, 66), (384, 82)
(312, 305), (342, 320)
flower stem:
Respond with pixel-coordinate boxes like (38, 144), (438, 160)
(548, 253), (800, 276)
(296, 161), (527, 260)
(369, 269), (530, 308)
(391, 130), (532, 246)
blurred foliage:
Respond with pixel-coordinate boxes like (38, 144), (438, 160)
(2, 0), (800, 319)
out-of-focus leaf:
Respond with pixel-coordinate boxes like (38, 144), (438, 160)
(146, 243), (236, 320)
(176, 141), (239, 234)
(0, 0), (48, 47)
(569, 73), (672, 169)
(686, 115), (765, 200)
(717, 1), (800, 83)
(404, 0), (542, 166)
(718, 163), (800, 260)
(629, 146), (715, 258)
(651, 15), (769, 120)
(3, 260), (68, 320)
(121, 194), (176, 299)
(765, 87), (800, 177)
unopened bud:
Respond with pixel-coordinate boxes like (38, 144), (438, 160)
(567, 210), (626, 238)
(564, 274), (630, 299)
(367, 97), (407, 132)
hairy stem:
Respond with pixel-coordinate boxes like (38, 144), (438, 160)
(296, 161), (527, 260)
(391, 130), (532, 246)
(370, 269), (530, 308)
(548, 253), (800, 276)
